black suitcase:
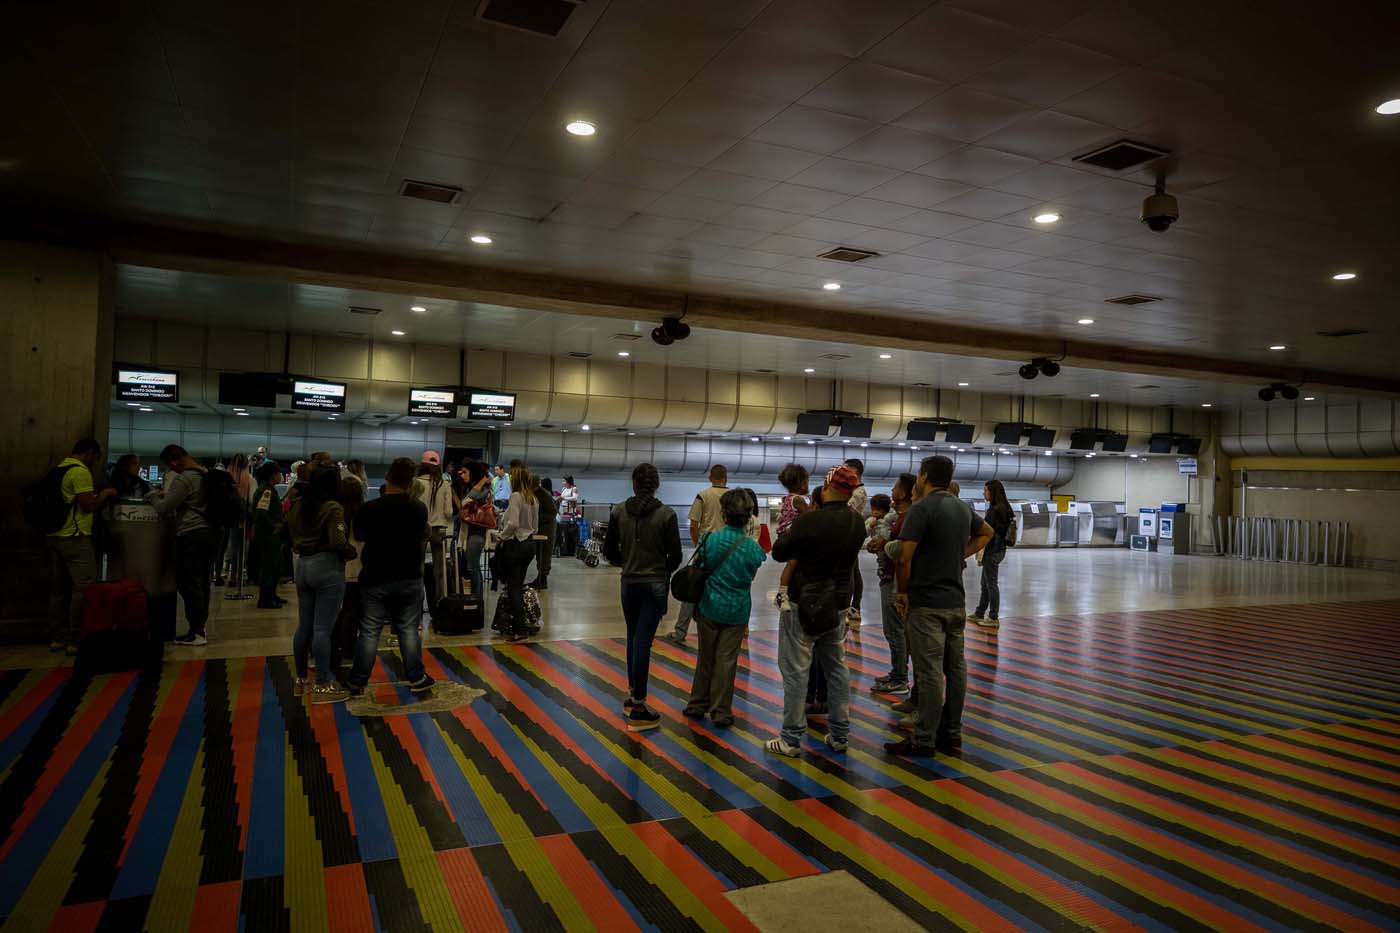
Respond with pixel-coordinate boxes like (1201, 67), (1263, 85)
(434, 594), (484, 634)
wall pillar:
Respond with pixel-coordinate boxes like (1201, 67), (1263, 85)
(1, 241), (113, 630)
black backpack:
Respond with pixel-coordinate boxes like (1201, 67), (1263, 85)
(198, 469), (243, 529)
(23, 464), (84, 535)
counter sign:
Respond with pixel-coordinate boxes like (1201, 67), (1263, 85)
(408, 388), (457, 418)
(291, 379), (347, 413)
(467, 390), (515, 421)
(115, 366), (179, 402)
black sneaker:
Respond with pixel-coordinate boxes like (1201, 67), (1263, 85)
(627, 704), (661, 732)
(346, 685), (366, 698)
(884, 738), (936, 757)
(623, 695), (638, 712)
(409, 676), (436, 695)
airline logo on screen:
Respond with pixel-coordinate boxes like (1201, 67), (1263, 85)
(409, 389), (456, 417)
(116, 368), (179, 401)
(292, 380), (347, 412)
(468, 391), (515, 420)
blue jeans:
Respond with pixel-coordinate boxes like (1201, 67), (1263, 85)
(293, 552), (346, 682)
(621, 580), (668, 701)
(350, 578), (427, 688)
(880, 580), (907, 682)
(976, 543), (1005, 619)
(777, 609), (850, 747)
(907, 606), (967, 747)
(464, 532), (486, 596)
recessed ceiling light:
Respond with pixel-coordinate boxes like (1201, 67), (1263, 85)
(822, 282), (841, 291)
(859, 442), (868, 448)
(751, 436), (761, 442)
(565, 120), (596, 136)
(628, 432), (636, 436)
(1268, 344), (1286, 351)
(1376, 99), (1400, 115)
(139, 407), (154, 412)
(878, 353), (892, 359)
(1130, 454), (1138, 459)
(803, 367), (815, 373)
(842, 439), (850, 444)
(235, 411), (249, 416)
(1078, 318), (1094, 325)
(1087, 452), (1096, 458)
(957, 381), (969, 387)
(951, 446), (960, 451)
(580, 424), (590, 431)
(617, 351), (630, 357)
(783, 435), (792, 441)
(1201, 402), (1212, 408)
(410, 305), (426, 312)
(1033, 212), (1060, 224)
(910, 446), (919, 452)
(1331, 272), (1356, 281)
(470, 234), (492, 245)
(126, 402), (139, 407)
(1303, 396), (1316, 401)
(1089, 393), (1100, 398)
(391, 330), (406, 336)
(806, 440), (815, 445)
(1044, 451), (1052, 456)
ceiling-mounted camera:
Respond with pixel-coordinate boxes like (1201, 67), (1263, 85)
(1258, 382), (1300, 402)
(651, 316), (690, 346)
(1019, 358), (1061, 380)
(1140, 181), (1179, 233)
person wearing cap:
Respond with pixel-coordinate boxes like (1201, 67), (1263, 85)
(413, 451), (460, 620)
(887, 455), (992, 757)
(764, 464), (867, 759)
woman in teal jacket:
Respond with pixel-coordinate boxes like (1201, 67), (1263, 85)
(683, 489), (766, 727)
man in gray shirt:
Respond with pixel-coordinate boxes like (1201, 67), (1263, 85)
(148, 444), (215, 645)
(890, 455), (992, 757)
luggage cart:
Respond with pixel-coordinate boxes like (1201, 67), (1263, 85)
(578, 520), (607, 567)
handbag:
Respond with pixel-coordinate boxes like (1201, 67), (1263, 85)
(670, 533), (744, 604)
(462, 495), (497, 531)
(796, 578), (840, 636)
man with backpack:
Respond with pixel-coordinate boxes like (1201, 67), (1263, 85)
(30, 438), (117, 654)
(147, 444), (226, 646)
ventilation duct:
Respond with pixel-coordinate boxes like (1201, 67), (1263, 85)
(1219, 399), (1400, 456)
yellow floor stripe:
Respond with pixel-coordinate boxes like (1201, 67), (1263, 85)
(0, 669), (56, 720)
(145, 743), (208, 931)
(1231, 732), (1400, 788)
(283, 735), (329, 933)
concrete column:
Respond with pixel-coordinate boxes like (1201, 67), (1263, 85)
(1, 241), (114, 628)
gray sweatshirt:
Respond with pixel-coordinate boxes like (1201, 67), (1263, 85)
(149, 468), (210, 537)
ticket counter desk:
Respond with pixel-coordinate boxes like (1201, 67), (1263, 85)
(105, 499), (178, 640)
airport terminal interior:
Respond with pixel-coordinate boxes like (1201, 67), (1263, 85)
(2, 1), (1400, 930)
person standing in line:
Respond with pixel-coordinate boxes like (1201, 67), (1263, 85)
(250, 461), (287, 609)
(772, 463), (811, 614)
(765, 466), (867, 758)
(971, 480), (1013, 630)
(287, 465), (355, 703)
(414, 452), (460, 620)
(216, 452), (253, 587)
(603, 463), (683, 731)
(497, 462), (539, 643)
(458, 461), (493, 596)
(665, 464), (729, 646)
(867, 474), (916, 696)
(684, 489), (767, 729)
(559, 475), (580, 518)
(42, 438), (118, 654)
(491, 464), (513, 511)
(529, 476), (557, 590)
(332, 459), (368, 673)
(348, 457), (435, 698)
(888, 456), (992, 757)
(843, 458), (868, 625)
(148, 445), (215, 646)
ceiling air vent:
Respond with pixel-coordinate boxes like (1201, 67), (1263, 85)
(399, 179), (463, 204)
(1135, 384), (1161, 389)
(1073, 139), (1171, 172)
(612, 333), (642, 341)
(818, 353), (850, 361)
(348, 306), (382, 316)
(1316, 328), (1367, 338)
(818, 246), (879, 263)
(567, 351), (592, 359)
(1104, 293), (1161, 305)
(478, 0), (582, 37)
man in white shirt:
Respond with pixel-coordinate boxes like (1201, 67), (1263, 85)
(665, 464), (728, 645)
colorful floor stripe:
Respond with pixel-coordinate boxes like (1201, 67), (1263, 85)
(1, 599), (1398, 930)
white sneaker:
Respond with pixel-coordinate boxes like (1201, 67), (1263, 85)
(764, 737), (800, 758)
(970, 615), (1000, 629)
(824, 733), (848, 753)
(173, 632), (208, 647)
(846, 607), (861, 625)
(775, 592), (791, 612)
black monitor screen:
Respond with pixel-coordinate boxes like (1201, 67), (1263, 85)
(115, 365), (179, 402)
(944, 423), (975, 444)
(839, 416), (873, 438)
(408, 388), (457, 418)
(466, 390), (516, 420)
(906, 421), (940, 442)
(796, 412), (833, 435)
(1148, 435), (1174, 454)
(1070, 430), (1098, 450)
(993, 423), (1023, 445)
(1176, 437), (1202, 456)
(1027, 427), (1056, 448)
(291, 379), (347, 413)
(1101, 433), (1128, 453)
(218, 372), (279, 408)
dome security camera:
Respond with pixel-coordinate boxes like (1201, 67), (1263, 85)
(1141, 182), (1179, 233)
(1039, 359), (1061, 377)
(661, 316), (691, 341)
(651, 326), (674, 346)
(1280, 384), (1300, 401)
(1019, 362), (1040, 380)
(1258, 386), (1276, 402)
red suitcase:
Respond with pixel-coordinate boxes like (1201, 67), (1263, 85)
(78, 581), (160, 674)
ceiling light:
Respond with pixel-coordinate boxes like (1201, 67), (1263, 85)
(1268, 344), (1286, 351)
(897, 442), (905, 447)
(391, 330), (405, 336)
(1077, 318), (1094, 325)
(1087, 452), (1096, 458)
(1033, 212), (1060, 224)
(804, 367), (815, 373)
(751, 436), (761, 442)
(1130, 454), (1138, 459)
(617, 351), (630, 357)
(628, 432), (636, 436)
(1201, 402), (1212, 408)
(469, 234), (493, 245)
(580, 424), (590, 431)
(139, 407), (154, 412)
(329, 416), (337, 420)
(957, 381), (969, 387)
(1044, 451), (1052, 456)
(1089, 393), (1100, 398)
(410, 305), (426, 312)
(1376, 99), (1400, 115)
(842, 439), (850, 444)
(1331, 272), (1356, 281)
(1303, 396), (1315, 401)
(822, 282), (841, 291)
(878, 353), (892, 359)
(951, 446), (960, 452)
(859, 442), (868, 448)
(910, 446), (919, 452)
(806, 440), (815, 445)
(235, 411), (249, 416)
(126, 402), (139, 407)
(565, 120), (596, 136)
(783, 435), (791, 440)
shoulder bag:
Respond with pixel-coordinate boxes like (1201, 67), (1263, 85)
(670, 533), (744, 604)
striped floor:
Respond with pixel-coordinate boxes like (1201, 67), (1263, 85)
(1, 599), (1398, 931)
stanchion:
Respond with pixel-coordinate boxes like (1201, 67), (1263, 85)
(226, 534), (252, 601)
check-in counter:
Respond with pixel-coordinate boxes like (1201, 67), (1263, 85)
(106, 499), (176, 594)
(1070, 501), (1128, 546)
(1016, 501), (1056, 547)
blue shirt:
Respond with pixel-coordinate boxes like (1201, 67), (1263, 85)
(494, 474), (512, 500)
(696, 526), (767, 626)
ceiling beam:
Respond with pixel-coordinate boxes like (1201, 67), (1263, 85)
(9, 214), (1399, 396)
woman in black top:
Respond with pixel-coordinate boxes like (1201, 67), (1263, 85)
(973, 479), (1014, 629)
(529, 477), (557, 590)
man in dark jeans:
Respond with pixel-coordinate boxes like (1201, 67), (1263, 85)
(149, 445), (215, 646)
(603, 462), (683, 731)
(348, 457), (435, 697)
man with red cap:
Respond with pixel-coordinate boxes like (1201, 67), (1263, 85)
(764, 464), (867, 758)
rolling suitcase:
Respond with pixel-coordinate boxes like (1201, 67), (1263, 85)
(77, 580), (162, 674)
(434, 534), (484, 634)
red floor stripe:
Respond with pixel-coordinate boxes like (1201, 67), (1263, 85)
(0, 669), (69, 744)
(437, 847), (509, 933)
(45, 901), (103, 933)
(230, 657), (262, 851)
(323, 863), (375, 933)
(713, 809), (823, 880)
(307, 703), (354, 835)
(190, 879), (241, 933)
(121, 661), (204, 862)
(384, 716), (455, 821)
(627, 820), (758, 931)
(537, 834), (640, 932)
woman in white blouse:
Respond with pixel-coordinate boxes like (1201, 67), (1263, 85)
(497, 461), (540, 642)
(559, 475), (580, 518)
(413, 452), (460, 618)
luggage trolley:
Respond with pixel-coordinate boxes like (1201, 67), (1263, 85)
(577, 519), (607, 567)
